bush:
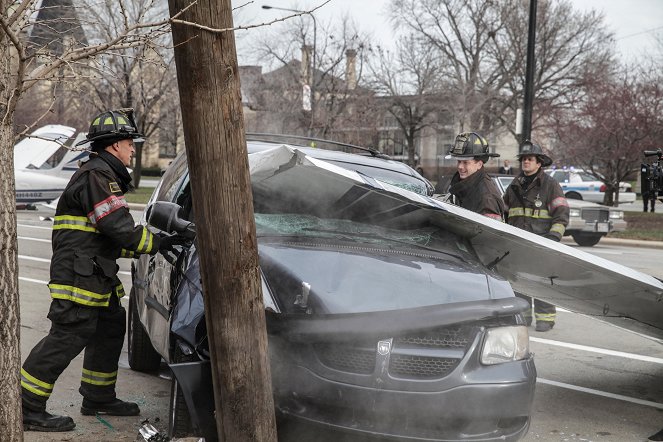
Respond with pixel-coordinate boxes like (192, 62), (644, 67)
(140, 167), (163, 176)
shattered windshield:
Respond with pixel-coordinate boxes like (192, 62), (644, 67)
(324, 160), (429, 195)
(255, 213), (469, 257)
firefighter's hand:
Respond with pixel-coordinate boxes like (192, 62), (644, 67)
(157, 232), (187, 255)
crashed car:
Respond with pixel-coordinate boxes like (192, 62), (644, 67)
(129, 139), (535, 441)
(493, 175), (627, 247)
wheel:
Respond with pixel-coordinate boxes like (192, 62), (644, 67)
(169, 341), (197, 438)
(572, 233), (602, 247)
(127, 288), (162, 372)
(565, 191), (582, 200)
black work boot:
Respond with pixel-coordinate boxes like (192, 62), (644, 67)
(535, 321), (555, 332)
(23, 407), (76, 432)
(81, 398), (140, 416)
(650, 428), (663, 441)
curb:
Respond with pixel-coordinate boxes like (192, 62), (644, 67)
(128, 203), (147, 211)
(562, 236), (663, 250)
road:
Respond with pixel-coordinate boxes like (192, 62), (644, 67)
(14, 206), (663, 442)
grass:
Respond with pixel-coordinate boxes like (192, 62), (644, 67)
(124, 185), (154, 205)
(609, 211), (663, 241)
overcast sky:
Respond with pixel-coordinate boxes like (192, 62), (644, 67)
(232, 0), (663, 66)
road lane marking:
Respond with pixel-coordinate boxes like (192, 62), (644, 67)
(18, 255), (131, 276)
(19, 277), (48, 284)
(17, 223), (51, 230)
(537, 377), (663, 409)
(531, 336), (663, 364)
(18, 236), (51, 243)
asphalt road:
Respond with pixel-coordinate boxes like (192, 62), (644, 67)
(14, 206), (663, 442)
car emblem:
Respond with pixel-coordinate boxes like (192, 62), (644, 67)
(377, 340), (391, 356)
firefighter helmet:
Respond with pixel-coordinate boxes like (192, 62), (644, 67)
(517, 140), (552, 167)
(75, 109), (144, 147)
(446, 132), (499, 160)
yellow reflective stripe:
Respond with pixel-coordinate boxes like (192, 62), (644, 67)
(53, 215), (98, 233)
(48, 283), (111, 307)
(81, 368), (117, 386)
(535, 313), (556, 322)
(20, 368), (53, 397)
(507, 208), (551, 219)
(137, 228), (148, 253)
(550, 223), (566, 235)
(120, 249), (136, 258)
(115, 283), (125, 298)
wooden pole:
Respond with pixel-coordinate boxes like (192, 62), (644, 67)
(166, 1), (277, 440)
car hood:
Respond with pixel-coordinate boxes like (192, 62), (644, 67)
(248, 146), (663, 341)
(259, 241), (513, 315)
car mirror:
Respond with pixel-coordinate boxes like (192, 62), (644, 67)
(147, 201), (196, 239)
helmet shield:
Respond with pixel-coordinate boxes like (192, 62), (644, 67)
(446, 132), (499, 160)
(76, 109), (144, 148)
(517, 141), (553, 167)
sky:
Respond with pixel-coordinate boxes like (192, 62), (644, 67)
(231, 0), (663, 66)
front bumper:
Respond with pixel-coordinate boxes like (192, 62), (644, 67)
(274, 358), (535, 441)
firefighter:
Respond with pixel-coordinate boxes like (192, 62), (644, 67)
(503, 141), (569, 332)
(446, 132), (505, 221)
(21, 109), (182, 432)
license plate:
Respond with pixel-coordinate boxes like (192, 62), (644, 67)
(596, 223), (610, 233)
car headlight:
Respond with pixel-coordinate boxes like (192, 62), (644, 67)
(569, 208), (581, 217)
(481, 326), (529, 365)
(609, 210), (624, 219)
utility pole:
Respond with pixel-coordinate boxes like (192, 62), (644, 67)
(521, 0), (538, 150)
(167, 0), (277, 440)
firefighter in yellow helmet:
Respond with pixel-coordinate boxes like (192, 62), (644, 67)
(21, 109), (183, 432)
(503, 141), (569, 332)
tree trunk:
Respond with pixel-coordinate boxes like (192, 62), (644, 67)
(0, 0), (24, 435)
(166, 1), (277, 441)
(0, 123), (24, 441)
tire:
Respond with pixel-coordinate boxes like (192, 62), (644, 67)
(565, 191), (582, 200)
(572, 233), (602, 247)
(127, 288), (162, 372)
(168, 341), (197, 438)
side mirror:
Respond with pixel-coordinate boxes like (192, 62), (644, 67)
(146, 201), (196, 240)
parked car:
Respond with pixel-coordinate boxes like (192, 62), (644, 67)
(494, 175), (627, 247)
(546, 168), (636, 204)
(129, 138), (535, 441)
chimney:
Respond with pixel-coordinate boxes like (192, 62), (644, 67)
(345, 49), (357, 90)
(301, 45), (312, 86)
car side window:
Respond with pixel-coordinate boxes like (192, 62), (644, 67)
(552, 171), (568, 183)
(173, 174), (194, 222)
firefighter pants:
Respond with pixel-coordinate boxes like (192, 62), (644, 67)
(21, 296), (126, 412)
(515, 293), (556, 324)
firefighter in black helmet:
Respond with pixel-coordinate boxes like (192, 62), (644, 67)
(21, 109), (184, 432)
(446, 132), (505, 220)
(503, 141), (569, 332)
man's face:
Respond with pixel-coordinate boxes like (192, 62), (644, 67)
(456, 159), (483, 179)
(109, 138), (135, 167)
(520, 155), (541, 176)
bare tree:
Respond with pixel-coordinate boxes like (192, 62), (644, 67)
(247, 14), (374, 142)
(388, 0), (615, 144)
(368, 34), (444, 168)
(0, 0), (187, 435)
(552, 69), (663, 205)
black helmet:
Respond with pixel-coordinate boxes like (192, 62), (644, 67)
(75, 108), (144, 148)
(446, 132), (499, 161)
(517, 140), (552, 167)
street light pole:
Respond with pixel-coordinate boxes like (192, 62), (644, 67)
(262, 5), (317, 137)
(521, 0), (537, 150)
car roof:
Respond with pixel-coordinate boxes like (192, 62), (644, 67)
(246, 140), (421, 178)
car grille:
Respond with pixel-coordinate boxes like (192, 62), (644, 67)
(315, 326), (476, 379)
(581, 207), (609, 223)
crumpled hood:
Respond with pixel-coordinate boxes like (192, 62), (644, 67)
(259, 241), (513, 315)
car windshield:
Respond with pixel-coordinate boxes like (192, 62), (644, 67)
(255, 213), (468, 257)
